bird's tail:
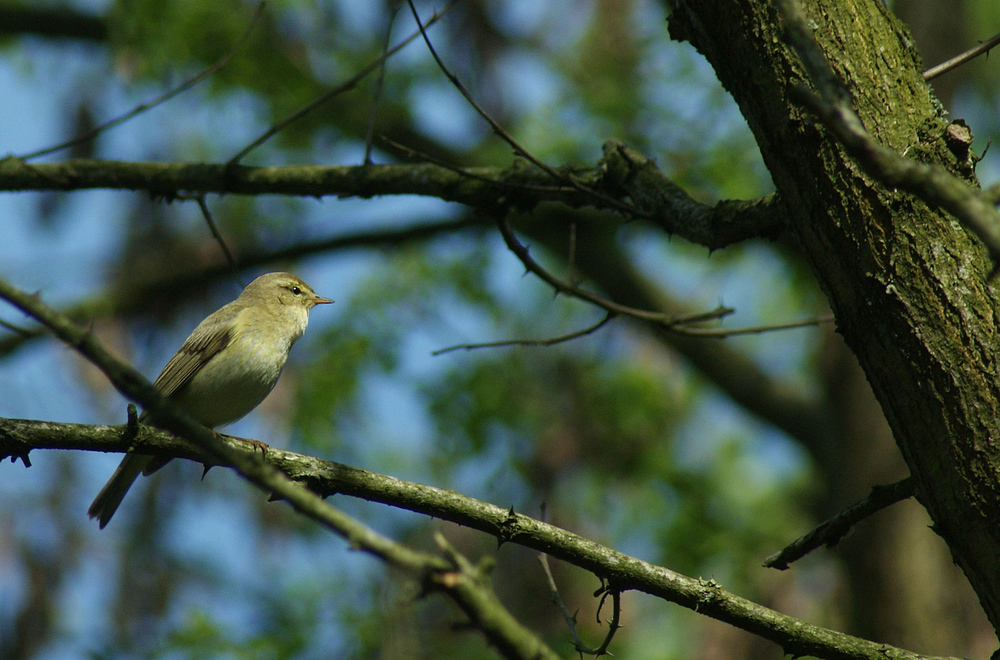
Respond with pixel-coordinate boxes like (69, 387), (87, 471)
(88, 453), (153, 528)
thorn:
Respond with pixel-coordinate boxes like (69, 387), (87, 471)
(201, 464), (212, 479)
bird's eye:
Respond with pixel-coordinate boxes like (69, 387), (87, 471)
(291, 286), (302, 295)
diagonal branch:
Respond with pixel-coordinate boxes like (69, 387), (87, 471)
(0, 278), (560, 660)
(778, 0), (1000, 269)
(764, 477), (916, 570)
(227, 1), (457, 165)
(1, 416), (961, 660)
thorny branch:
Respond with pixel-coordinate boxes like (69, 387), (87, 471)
(0, 415), (963, 660)
(0, 276), (561, 660)
(764, 478), (916, 570)
(923, 32), (1000, 81)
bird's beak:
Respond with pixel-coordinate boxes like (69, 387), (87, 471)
(312, 295), (334, 305)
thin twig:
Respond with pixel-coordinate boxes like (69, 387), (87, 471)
(536, 504), (620, 656)
(591, 583), (622, 656)
(764, 477), (916, 570)
(19, 2), (266, 161)
(496, 212), (734, 329)
(190, 195), (243, 284)
(364, 8), (398, 165)
(923, 32), (1000, 81)
(0, 317), (33, 336)
(227, 1), (457, 166)
(404, 0), (646, 220)
(536, 504), (592, 654)
(431, 312), (615, 356)
(671, 313), (834, 338)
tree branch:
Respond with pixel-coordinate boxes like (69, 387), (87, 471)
(1, 416), (961, 660)
(600, 140), (786, 249)
(778, 0), (1000, 268)
(0, 279), (560, 660)
(0, 149), (783, 251)
(764, 478), (916, 570)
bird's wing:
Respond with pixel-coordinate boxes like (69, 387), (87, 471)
(152, 317), (233, 397)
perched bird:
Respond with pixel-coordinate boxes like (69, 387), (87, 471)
(88, 272), (333, 528)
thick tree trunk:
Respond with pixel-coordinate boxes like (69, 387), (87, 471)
(669, 0), (1000, 633)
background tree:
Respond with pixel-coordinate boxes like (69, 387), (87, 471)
(1, 0), (1000, 658)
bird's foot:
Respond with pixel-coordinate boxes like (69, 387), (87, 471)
(217, 432), (270, 457)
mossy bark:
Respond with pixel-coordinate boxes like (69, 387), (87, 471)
(670, 0), (1000, 631)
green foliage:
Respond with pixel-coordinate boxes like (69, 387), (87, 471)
(0, 0), (848, 657)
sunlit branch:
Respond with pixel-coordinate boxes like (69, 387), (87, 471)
(0, 277), (561, 660)
(1, 416), (958, 660)
(0, 150), (784, 251)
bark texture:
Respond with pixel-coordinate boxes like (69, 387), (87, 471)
(669, 0), (1000, 631)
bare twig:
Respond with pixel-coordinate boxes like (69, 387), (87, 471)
(536, 504), (620, 657)
(364, 8), (398, 165)
(431, 312), (615, 356)
(174, 193), (243, 283)
(764, 478), (916, 570)
(538, 553), (593, 654)
(404, 0), (645, 220)
(19, 2), (266, 161)
(227, 1), (457, 166)
(673, 313), (834, 338)
(923, 32), (1000, 81)
(496, 213), (733, 329)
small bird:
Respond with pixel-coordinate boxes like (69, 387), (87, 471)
(88, 272), (333, 528)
